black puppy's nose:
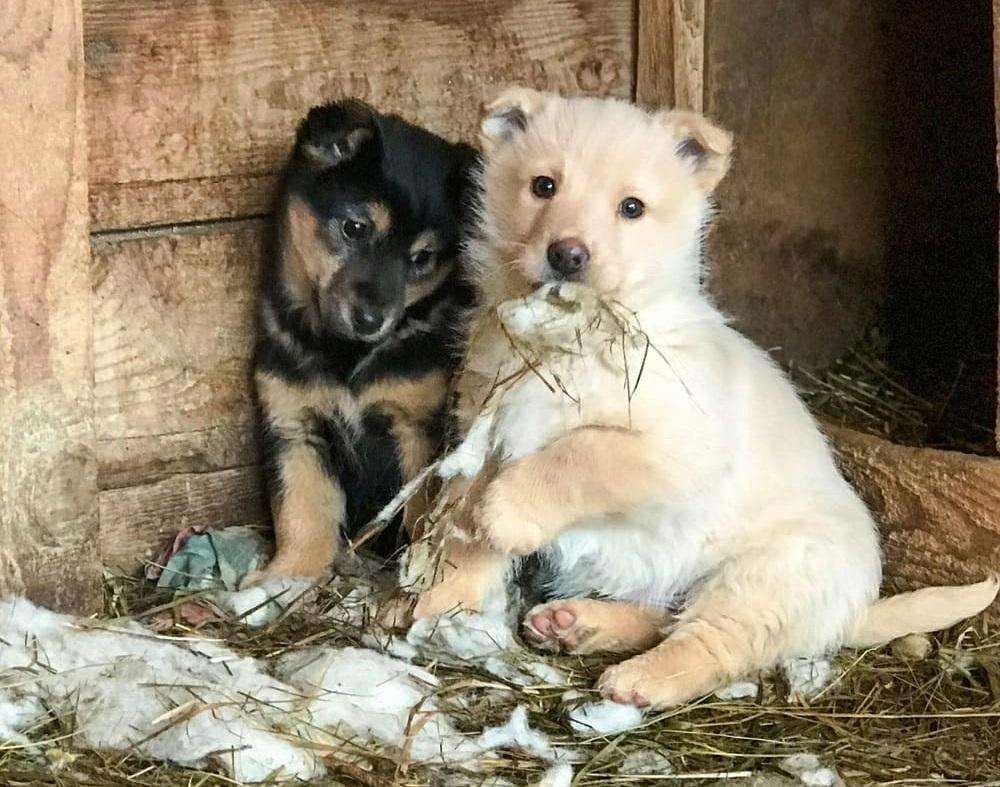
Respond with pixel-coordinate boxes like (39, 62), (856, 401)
(351, 305), (385, 337)
(546, 237), (590, 279)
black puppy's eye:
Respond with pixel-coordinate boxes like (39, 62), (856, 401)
(619, 197), (645, 219)
(531, 175), (557, 199)
(411, 249), (434, 269)
(341, 219), (370, 240)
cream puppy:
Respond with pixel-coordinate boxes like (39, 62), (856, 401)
(409, 88), (998, 709)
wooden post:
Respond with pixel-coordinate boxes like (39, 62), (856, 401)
(0, 0), (102, 612)
(636, 0), (704, 111)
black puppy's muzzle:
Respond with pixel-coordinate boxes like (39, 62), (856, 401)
(350, 304), (387, 337)
(350, 277), (403, 340)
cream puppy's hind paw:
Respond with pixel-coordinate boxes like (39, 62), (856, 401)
(524, 599), (669, 655)
(524, 602), (594, 653)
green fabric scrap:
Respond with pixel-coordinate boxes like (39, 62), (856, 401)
(156, 526), (269, 592)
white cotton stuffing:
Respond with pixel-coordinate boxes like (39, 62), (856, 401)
(277, 645), (484, 764)
(779, 753), (845, 786)
(214, 576), (313, 628)
(0, 597), (321, 782)
(535, 762), (574, 787)
(404, 604), (567, 687)
(0, 596), (576, 781)
(566, 699), (646, 736)
(782, 657), (836, 703)
(0, 691), (44, 747)
(715, 679), (760, 700)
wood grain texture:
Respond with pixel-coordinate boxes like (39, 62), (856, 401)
(99, 466), (266, 574)
(671, 0), (704, 112)
(84, 0), (635, 231)
(0, 0), (103, 612)
(92, 220), (262, 492)
(636, 0), (703, 111)
(704, 1), (888, 368)
(636, 0), (673, 108)
(829, 425), (1000, 611)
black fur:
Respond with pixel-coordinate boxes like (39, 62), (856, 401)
(256, 99), (476, 562)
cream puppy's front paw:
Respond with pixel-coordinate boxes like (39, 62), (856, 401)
(477, 484), (547, 556)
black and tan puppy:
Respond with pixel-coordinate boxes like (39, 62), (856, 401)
(246, 100), (475, 585)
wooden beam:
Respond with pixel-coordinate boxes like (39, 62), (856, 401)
(636, 0), (704, 111)
(829, 426), (1000, 613)
(0, 0), (102, 612)
(84, 0), (636, 231)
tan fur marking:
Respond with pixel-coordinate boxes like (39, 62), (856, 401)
(367, 202), (392, 235)
(256, 371), (353, 434)
(281, 196), (344, 330)
(524, 599), (669, 655)
(405, 259), (454, 307)
(410, 229), (439, 255)
(250, 372), (354, 582)
(259, 442), (345, 579)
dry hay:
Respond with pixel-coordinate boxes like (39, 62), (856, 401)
(2, 571), (998, 787)
(791, 329), (996, 456)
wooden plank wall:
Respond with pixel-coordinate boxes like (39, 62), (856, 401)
(0, 0), (103, 612)
(85, 0), (636, 572)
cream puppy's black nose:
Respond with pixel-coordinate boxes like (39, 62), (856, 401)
(546, 237), (590, 279)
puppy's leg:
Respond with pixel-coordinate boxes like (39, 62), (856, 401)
(479, 426), (665, 555)
(411, 464), (510, 619)
(597, 534), (858, 708)
(244, 440), (344, 585)
(523, 599), (669, 655)
(411, 536), (509, 619)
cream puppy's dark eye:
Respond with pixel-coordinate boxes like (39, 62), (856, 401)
(531, 175), (557, 199)
(341, 219), (370, 240)
(619, 197), (645, 219)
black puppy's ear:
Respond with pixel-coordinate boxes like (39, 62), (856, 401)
(295, 99), (377, 169)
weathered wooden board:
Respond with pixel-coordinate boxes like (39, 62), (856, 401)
(84, 0), (635, 231)
(830, 425), (1000, 613)
(92, 220), (262, 492)
(703, 1), (889, 369)
(636, 0), (704, 112)
(99, 466), (266, 574)
(0, 0), (103, 612)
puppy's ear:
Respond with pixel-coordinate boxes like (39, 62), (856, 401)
(295, 99), (378, 170)
(657, 109), (733, 193)
(480, 86), (549, 146)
